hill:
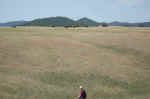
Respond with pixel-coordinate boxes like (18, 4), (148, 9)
(23, 17), (100, 27)
(137, 22), (150, 27)
(1, 17), (149, 27)
(77, 17), (100, 26)
(23, 16), (150, 27)
(0, 20), (28, 26)
(109, 21), (132, 26)
(23, 17), (77, 26)
(109, 21), (150, 27)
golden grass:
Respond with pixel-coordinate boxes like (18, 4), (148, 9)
(0, 26), (150, 99)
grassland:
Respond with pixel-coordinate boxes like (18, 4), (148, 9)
(0, 26), (150, 99)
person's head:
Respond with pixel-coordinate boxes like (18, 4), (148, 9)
(80, 85), (83, 89)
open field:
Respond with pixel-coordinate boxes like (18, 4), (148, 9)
(0, 26), (150, 99)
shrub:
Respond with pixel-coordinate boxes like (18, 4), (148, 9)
(101, 23), (108, 27)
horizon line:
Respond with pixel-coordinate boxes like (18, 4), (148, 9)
(0, 16), (150, 23)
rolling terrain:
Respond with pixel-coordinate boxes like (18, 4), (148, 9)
(23, 17), (100, 27)
(0, 21), (28, 26)
(0, 17), (150, 27)
(0, 26), (150, 99)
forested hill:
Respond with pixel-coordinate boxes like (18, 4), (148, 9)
(23, 17), (100, 26)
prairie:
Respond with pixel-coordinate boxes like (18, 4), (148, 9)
(0, 26), (150, 99)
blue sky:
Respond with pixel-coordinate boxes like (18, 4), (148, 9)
(0, 0), (150, 23)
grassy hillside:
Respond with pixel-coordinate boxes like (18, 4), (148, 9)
(0, 26), (150, 99)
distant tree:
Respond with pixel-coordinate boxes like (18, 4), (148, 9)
(138, 24), (145, 27)
(101, 23), (108, 27)
(84, 25), (88, 27)
(64, 26), (70, 28)
(72, 25), (76, 28)
(71, 25), (74, 28)
(72, 25), (80, 28)
(12, 26), (16, 28)
(123, 24), (131, 27)
(51, 25), (55, 27)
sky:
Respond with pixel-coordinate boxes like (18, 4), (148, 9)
(0, 0), (150, 23)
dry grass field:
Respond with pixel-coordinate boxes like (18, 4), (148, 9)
(0, 26), (150, 99)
